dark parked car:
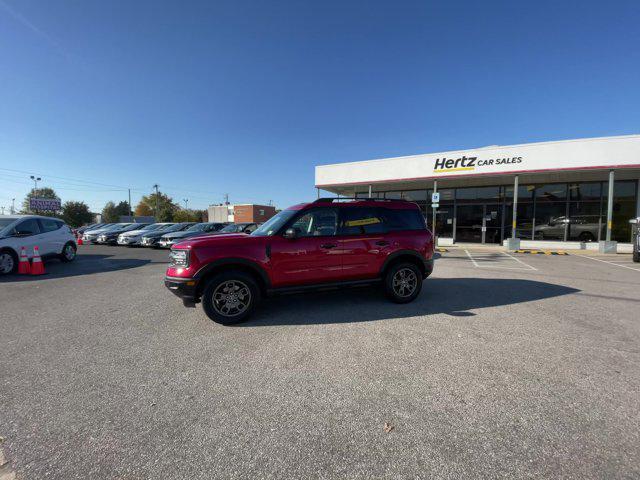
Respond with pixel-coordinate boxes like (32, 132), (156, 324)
(157, 222), (228, 248)
(140, 223), (196, 248)
(96, 223), (150, 245)
(165, 198), (434, 325)
(213, 222), (260, 235)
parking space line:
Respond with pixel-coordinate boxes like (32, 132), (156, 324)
(576, 255), (640, 272)
(501, 251), (538, 271)
(464, 248), (480, 267)
(464, 249), (536, 271)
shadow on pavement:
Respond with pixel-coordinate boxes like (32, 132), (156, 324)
(0, 254), (158, 283)
(246, 278), (580, 326)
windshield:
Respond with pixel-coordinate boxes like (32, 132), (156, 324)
(186, 223), (208, 232)
(122, 223), (147, 232)
(108, 224), (133, 232)
(139, 223), (162, 231)
(0, 218), (17, 234)
(159, 223), (186, 233)
(0, 218), (16, 229)
(251, 210), (297, 236)
(220, 224), (242, 233)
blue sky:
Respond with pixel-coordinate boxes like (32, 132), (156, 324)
(1, 0), (639, 213)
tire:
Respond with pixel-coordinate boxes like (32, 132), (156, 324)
(384, 262), (423, 304)
(59, 242), (77, 263)
(201, 270), (261, 325)
(578, 231), (595, 242)
(0, 249), (18, 275)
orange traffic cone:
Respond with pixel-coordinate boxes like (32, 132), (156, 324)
(18, 246), (31, 274)
(30, 246), (45, 275)
(77, 235), (83, 245)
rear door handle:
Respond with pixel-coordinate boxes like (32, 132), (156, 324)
(320, 243), (337, 249)
(375, 241), (389, 246)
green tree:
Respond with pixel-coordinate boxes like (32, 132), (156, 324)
(21, 187), (61, 216)
(101, 201), (118, 223)
(135, 192), (178, 221)
(61, 201), (93, 227)
(102, 200), (130, 222)
(173, 209), (205, 223)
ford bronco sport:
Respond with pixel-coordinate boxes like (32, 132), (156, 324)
(164, 198), (434, 324)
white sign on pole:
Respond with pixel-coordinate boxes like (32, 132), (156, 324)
(431, 192), (440, 203)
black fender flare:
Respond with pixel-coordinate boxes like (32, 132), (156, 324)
(193, 257), (271, 289)
(379, 249), (429, 277)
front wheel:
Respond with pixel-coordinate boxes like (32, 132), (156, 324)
(384, 262), (423, 304)
(59, 242), (77, 262)
(201, 271), (261, 325)
(0, 249), (18, 275)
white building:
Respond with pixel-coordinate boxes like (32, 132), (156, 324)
(316, 135), (640, 252)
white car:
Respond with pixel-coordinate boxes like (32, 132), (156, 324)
(117, 223), (175, 246)
(0, 215), (77, 275)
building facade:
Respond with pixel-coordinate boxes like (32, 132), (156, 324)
(315, 135), (640, 248)
(207, 204), (276, 224)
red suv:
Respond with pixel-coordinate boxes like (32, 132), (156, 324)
(164, 198), (434, 324)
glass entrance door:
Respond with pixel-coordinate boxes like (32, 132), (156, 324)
(484, 204), (503, 244)
(456, 204), (483, 242)
(455, 204), (503, 244)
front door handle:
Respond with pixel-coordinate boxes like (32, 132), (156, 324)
(375, 241), (389, 246)
(320, 243), (337, 249)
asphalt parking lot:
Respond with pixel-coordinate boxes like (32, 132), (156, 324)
(1, 245), (639, 479)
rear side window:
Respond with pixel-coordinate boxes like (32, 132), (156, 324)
(39, 218), (63, 232)
(339, 208), (386, 235)
(381, 208), (426, 231)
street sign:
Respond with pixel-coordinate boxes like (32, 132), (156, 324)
(431, 203), (439, 208)
(431, 192), (440, 203)
(29, 197), (61, 211)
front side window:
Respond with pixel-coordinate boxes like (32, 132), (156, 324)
(289, 208), (338, 237)
(15, 219), (41, 236)
(339, 207), (386, 235)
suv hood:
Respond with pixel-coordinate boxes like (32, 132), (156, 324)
(174, 233), (252, 249)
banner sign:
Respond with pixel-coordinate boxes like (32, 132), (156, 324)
(30, 197), (61, 211)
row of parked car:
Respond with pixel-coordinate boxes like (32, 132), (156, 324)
(78, 221), (260, 248)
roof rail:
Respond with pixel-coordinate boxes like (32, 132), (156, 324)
(313, 197), (409, 203)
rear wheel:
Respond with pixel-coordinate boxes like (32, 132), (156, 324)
(201, 270), (260, 325)
(59, 242), (77, 262)
(384, 262), (422, 303)
(0, 249), (18, 275)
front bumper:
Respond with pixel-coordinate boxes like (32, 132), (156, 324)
(141, 237), (159, 247)
(158, 239), (175, 248)
(164, 276), (199, 307)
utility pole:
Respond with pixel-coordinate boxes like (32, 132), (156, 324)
(128, 189), (133, 218)
(224, 193), (229, 205)
(153, 184), (159, 220)
(183, 198), (189, 209)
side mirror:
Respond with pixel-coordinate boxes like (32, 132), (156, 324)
(283, 228), (297, 239)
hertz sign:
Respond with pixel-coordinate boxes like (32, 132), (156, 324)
(433, 155), (523, 174)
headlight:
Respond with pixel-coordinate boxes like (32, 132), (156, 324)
(169, 249), (189, 267)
